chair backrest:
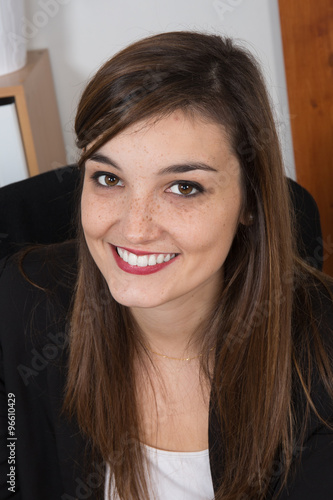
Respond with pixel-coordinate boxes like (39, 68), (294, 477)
(0, 166), (323, 270)
(287, 178), (323, 270)
(0, 165), (79, 259)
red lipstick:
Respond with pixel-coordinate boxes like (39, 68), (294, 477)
(117, 246), (160, 256)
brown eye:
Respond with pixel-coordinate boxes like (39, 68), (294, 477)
(169, 183), (200, 196)
(178, 183), (194, 195)
(103, 175), (119, 186)
(93, 173), (124, 188)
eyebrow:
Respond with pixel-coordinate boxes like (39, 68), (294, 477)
(88, 152), (218, 175)
(158, 163), (218, 175)
(88, 152), (121, 170)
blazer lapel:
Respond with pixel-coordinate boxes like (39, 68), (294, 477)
(47, 348), (93, 499)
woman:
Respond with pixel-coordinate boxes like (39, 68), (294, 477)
(0, 32), (332, 500)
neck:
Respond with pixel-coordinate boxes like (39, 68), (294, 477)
(129, 286), (219, 359)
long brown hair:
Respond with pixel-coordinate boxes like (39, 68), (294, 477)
(65, 32), (333, 499)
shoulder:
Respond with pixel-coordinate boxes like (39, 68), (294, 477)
(272, 273), (333, 499)
(0, 240), (77, 359)
(293, 271), (333, 347)
(0, 239), (77, 393)
(291, 271), (333, 431)
(0, 240), (77, 309)
(0, 242), (86, 499)
(0, 239), (77, 290)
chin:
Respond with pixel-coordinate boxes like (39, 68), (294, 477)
(107, 287), (164, 309)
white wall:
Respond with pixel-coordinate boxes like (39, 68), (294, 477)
(25, 0), (296, 179)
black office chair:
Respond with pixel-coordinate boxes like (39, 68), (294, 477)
(0, 165), (79, 260)
(0, 166), (324, 270)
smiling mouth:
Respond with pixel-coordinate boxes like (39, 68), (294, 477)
(116, 247), (177, 267)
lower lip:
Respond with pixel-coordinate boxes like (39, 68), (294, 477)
(110, 245), (179, 275)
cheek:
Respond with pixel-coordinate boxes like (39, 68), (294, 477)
(81, 192), (118, 239)
(190, 200), (241, 246)
(81, 200), (102, 238)
(184, 203), (242, 270)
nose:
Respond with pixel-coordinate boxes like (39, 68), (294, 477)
(120, 193), (163, 245)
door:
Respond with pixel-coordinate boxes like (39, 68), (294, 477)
(278, 0), (333, 276)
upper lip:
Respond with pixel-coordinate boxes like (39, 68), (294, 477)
(112, 245), (177, 256)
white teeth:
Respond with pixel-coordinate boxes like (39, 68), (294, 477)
(148, 254), (157, 266)
(116, 247), (176, 267)
(128, 252), (137, 266)
(156, 254), (164, 264)
(137, 255), (148, 267)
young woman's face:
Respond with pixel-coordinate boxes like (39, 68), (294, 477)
(81, 111), (243, 310)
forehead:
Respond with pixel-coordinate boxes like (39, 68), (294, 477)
(95, 111), (236, 167)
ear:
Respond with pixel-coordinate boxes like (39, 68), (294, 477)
(240, 212), (254, 226)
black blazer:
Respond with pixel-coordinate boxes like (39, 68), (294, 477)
(0, 242), (333, 500)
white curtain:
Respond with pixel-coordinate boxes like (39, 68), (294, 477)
(0, 0), (26, 76)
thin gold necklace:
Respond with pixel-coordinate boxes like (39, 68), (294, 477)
(145, 346), (214, 362)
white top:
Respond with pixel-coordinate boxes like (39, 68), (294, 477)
(104, 445), (215, 500)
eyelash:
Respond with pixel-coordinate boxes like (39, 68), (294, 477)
(90, 171), (205, 197)
(91, 171), (124, 188)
